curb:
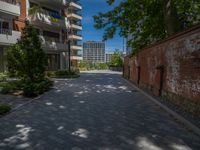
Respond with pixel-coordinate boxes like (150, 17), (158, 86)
(0, 95), (42, 119)
(11, 95), (42, 113)
(122, 78), (200, 137)
(1, 90), (50, 118)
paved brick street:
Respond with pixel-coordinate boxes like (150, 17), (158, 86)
(0, 71), (200, 150)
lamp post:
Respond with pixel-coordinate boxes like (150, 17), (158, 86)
(68, 38), (71, 72)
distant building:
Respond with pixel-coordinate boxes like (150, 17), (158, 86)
(105, 51), (126, 63)
(83, 41), (105, 63)
(105, 52), (113, 63)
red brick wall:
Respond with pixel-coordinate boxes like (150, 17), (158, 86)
(124, 24), (200, 115)
(13, 0), (26, 31)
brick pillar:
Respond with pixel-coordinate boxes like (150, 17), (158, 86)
(13, 0), (26, 31)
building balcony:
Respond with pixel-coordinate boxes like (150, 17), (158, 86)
(71, 55), (83, 60)
(67, 13), (82, 20)
(68, 34), (82, 40)
(0, 0), (20, 16)
(70, 24), (82, 30)
(69, 1), (82, 10)
(30, 0), (66, 8)
(29, 10), (66, 29)
(71, 45), (82, 50)
(39, 36), (68, 52)
(0, 29), (21, 45)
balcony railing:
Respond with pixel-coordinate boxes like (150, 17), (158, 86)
(0, 0), (20, 16)
(43, 36), (60, 43)
(0, 29), (21, 45)
(39, 35), (67, 52)
(29, 9), (66, 28)
(71, 45), (82, 50)
(0, 0), (19, 5)
(0, 28), (12, 35)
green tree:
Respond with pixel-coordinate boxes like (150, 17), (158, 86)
(7, 21), (47, 82)
(94, 0), (200, 52)
(110, 51), (123, 67)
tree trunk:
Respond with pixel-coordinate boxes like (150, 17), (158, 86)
(163, 0), (181, 35)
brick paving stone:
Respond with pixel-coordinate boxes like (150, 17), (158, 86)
(0, 71), (200, 150)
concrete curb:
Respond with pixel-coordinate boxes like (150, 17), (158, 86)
(1, 90), (50, 118)
(11, 95), (42, 113)
(122, 78), (200, 137)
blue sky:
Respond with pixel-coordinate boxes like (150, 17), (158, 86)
(80, 0), (124, 52)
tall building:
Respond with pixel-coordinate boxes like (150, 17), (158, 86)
(83, 41), (105, 63)
(0, 0), (82, 71)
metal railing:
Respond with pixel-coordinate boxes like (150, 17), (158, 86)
(0, 28), (12, 35)
(0, 0), (19, 5)
(43, 36), (60, 43)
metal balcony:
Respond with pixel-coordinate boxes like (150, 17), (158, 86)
(30, 0), (66, 8)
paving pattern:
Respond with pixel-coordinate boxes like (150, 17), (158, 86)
(0, 71), (200, 150)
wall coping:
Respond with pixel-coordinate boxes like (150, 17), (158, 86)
(126, 23), (200, 58)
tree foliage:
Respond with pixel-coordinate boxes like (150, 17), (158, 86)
(94, 0), (200, 52)
(7, 21), (47, 82)
(78, 61), (108, 70)
(110, 51), (123, 67)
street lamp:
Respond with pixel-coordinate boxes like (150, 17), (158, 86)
(68, 36), (71, 72)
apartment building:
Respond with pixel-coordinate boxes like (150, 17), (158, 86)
(83, 41), (105, 63)
(0, 0), (21, 72)
(0, 0), (82, 71)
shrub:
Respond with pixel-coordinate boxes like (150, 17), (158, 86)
(1, 85), (11, 94)
(0, 73), (7, 82)
(23, 79), (53, 97)
(7, 21), (47, 83)
(46, 71), (55, 78)
(0, 82), (18, 94)
(55, 70), (70, 77)
(55, 70), (79, 78)
(0, 105), (11, 115)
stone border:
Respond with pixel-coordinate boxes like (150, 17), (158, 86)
(123, 78), (200, 137)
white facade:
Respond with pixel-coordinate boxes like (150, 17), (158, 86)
(83, 41), (105, 63)
(0, 0), (21, 72)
